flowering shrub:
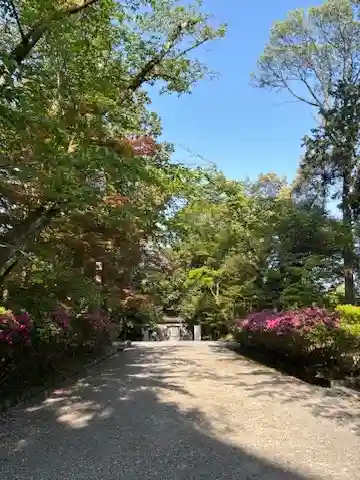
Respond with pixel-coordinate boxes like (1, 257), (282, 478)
(69, 310), (111, 348)
(239, 308), (339, 334)
(0, 309), (32, 347)
(85, 310), (110, 331)
(0, 306), (112, 398)
(235, 307), (341, 362)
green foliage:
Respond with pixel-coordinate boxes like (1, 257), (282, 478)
(252, 0), (360, 305)
(0, 0), (226, 325)
(325, 285), (345, 307)
(2, 0), (360, 383)
(334, 305), (360, 370)
(336, 304), (360, 324)
(252, 0), (360, 109)
(148, 170), (343, 338)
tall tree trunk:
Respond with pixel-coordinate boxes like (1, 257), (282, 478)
(342, 169), (356, 304)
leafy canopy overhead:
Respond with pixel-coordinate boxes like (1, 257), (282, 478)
(0, 0), (226, 322)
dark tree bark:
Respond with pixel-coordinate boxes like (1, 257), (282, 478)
(342, 167), (356, 304)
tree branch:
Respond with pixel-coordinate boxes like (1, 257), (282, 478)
(122, 23), (185, 99)
(148, 36), (211, 89)
(0, 203), (61, 280)
(10, 0), (99, 72)
(121, 24), (213, 102)
(173, 37), (210, 60)
(292, 29), (332, 108)
(277, 72), (319, 108)
(8, 0), (25, 40)
(0, 257), (19, 285)
(298, 69), (323, 108)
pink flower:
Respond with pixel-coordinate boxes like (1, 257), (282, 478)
(85, 310), (110, 331)
(236, 307), (339, 335)
(266, 318), (281, 330)
(0, 309), (33, 347)
(0, 331), (13, 345)
(16, 311), (32, 326)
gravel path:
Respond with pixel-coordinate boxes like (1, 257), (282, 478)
(1, 341), (360, 479)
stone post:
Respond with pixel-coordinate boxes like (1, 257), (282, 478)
(194, 324), (201, 341)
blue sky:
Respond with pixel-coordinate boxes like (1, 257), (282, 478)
(150, 0), (323, 182)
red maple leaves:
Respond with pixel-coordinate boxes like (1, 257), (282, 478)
(127, 135), (158, 157)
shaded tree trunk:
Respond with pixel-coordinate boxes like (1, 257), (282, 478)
(342, 169), (356, 304)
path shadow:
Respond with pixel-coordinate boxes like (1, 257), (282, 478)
(0, 345), (320, 480)
(210, 343), (360, 436)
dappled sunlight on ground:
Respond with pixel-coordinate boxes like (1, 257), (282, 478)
(56, 401), (114, 429)
(0, 342), (359, 479)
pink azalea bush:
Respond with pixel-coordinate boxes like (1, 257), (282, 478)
(83, 310), (111, 347)
(239, 308), (339, 334)
(0, 307), (73, 350)
(235, 307), (340, 360)
(0, 309), (32, 347)
(85, 310), (110, 331)
(62, 309), (111, 351)
(0, 305), (112, 396)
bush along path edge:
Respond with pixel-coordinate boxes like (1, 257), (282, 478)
(227, 340), (360, 401)
(0, 341), (131, 414)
